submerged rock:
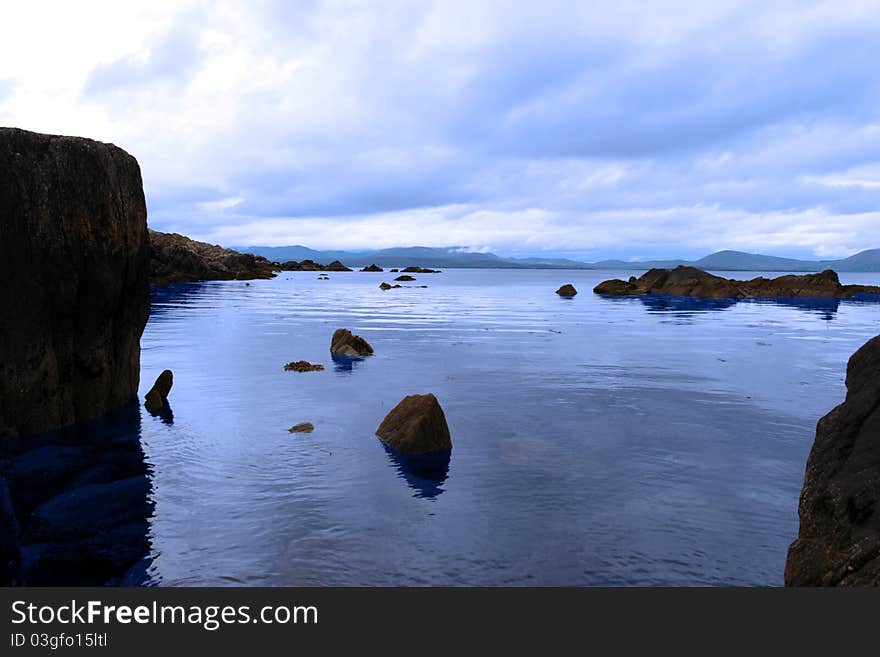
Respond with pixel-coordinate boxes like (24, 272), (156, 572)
(149, 230), (275, 285)
(330, 329), (374, 357)
(785, 335), (880, 586)
(283, 361), (325, 372)
(379, 282), (402, 290)
(361, 264), (383, 272)
(556, 284), (577, 297)
(144, 370), (173, 413)
(594, 266), (880, 300)
(395, 275), (417, 282)
(0, 127), (150, 437)
(376, 393), (452, 455)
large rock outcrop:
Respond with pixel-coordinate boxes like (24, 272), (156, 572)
(150, 230), (276, 285)
(594, 266), (880, 300)
(0, 127), (150, 437)
(376, 394), (452, 455)
(785, 335), (880, 586)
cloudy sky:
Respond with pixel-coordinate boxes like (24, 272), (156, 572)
(2, 1), (880, 260)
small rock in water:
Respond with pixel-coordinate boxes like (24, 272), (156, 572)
(330, 328), (374, 357)
(394, 275), (416, 282)
(289, 422), (314, 433)
(283, 360), (325, 372)
(556, 284), (577, 297)
(361, 264), (383, 272)
(376, 393), (451, 455)
(144, 370), (173, 412)
(379, 282), (402, 290)
(390, 268), (399, 272)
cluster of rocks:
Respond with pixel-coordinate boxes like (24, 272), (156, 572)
(594, 266), (880, 300)
(785, 334), (880, 586)
(401, 266), (441, 274)
(149, 230), (276, 286)
(278, 259), (352, 272)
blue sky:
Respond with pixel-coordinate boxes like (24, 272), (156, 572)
(2, 1), (880, 260)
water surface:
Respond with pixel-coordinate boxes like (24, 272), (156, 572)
(138, 269), (880, 585)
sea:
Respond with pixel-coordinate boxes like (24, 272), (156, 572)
(133, 268), (880, 585)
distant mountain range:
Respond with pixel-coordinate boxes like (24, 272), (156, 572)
(232, 245), (880, 272)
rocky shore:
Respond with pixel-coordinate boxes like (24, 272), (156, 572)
(150, 230), (276, 285)
(785, 335), (880, 585)
(594, 266), (880, 299)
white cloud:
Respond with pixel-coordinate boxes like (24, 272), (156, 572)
(2, 1), (880, 258)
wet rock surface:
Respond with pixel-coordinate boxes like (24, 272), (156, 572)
(785, 335), (880, 586)
(288, 423), (314, 433)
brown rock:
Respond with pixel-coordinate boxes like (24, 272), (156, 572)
(283, 361), (325, 372)
(390, 268), (399, 272)
(379, 282), (402, 290)
(144, 370), (173, 413)
(149, 230), (276, 286)
(288, 422), (314, 433)
(325, 260), (352, 272)
(556, 284), (577, 297)
(785, 335), (880, 586)
(376, 394), (452, 455)
(0, 128), (150, 437)
(593, 266), (879, 300)
(361, 264), (383, 272)
(395, 275), (417, 282)
(330, 328), (374, 357)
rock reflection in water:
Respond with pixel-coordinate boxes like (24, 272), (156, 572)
(381, 444), (451, 499)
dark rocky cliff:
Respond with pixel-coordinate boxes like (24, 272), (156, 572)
(785, 335), (880, 585)
(0, 127), (150, 437)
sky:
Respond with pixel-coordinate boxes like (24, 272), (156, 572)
(2, 1), (880, 260)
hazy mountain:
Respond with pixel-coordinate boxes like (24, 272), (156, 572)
(233, 245), (880, 272)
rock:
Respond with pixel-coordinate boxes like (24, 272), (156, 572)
(379, 282), (402, 290)
(361, 264), (383, 272)
(283, 361), (325, 372)
(330, 329), (374, 357)
(390, 268), (399, 273)
(376, 393), (452, 455)
(288, 422), (314, 433)
(325, 260), (353, 272)
(0, 128), (150, 437)
(395, 275), (417, 282)
(593, 266), (880, 300)
(149, 230), (276, 285)
(556, 284), (577, 297)
(402, 266), (440, 273)
(144, 370), (173, 413)
(785, 335), (880, 586)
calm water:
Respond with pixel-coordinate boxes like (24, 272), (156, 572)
(136, 269), (880, 586)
